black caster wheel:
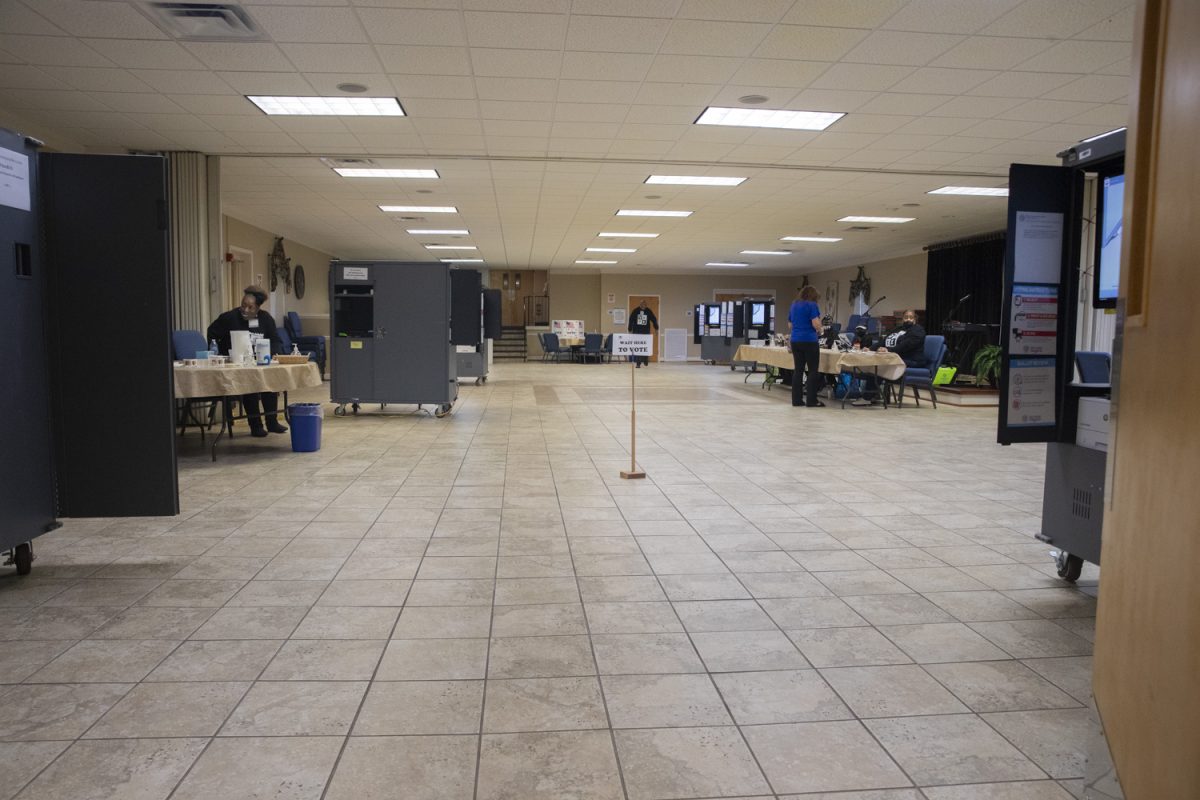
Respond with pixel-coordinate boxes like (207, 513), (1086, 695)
(333, 405), (346, 417)
(1055, 551), (1084, 582)
(14, 542), (32, 576)
(434, 403), (452, 419)
(351, 403), (360, 415)
(474, 377), (482, 386)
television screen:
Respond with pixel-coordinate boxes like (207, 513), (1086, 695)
(1096, 173), (1123, 305)
(707, 306), (721, 326)
(750, 303), (765, 326)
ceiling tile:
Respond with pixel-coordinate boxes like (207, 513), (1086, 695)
(568, 0), (682, 18)
(834, 114), (918, 134)
(278, 44), (382, 73)
(995, 98), (1101, 123)
(390, 74), (477, 100)
(787, 88), (879, 112)
(401, 98), (480, 119)
(4, 2), (64, 35)
(252, 5), (367, 43)
(1073, 6), (1136, 41)
(1063, 103), (1129, 127)
(29, 0), (166, 39)
(617, 123), (688, 141)
(843, 30), (964, 66)
(893, 116), (976, 135)
(560, 51), (652, 81)
(174, 95), (264, 115)
(0, 64), (68, 91)
(38, 66), (150, 93)
(471, 48), (562, 79)
(881, 0), (1023, 34)
(966, 71), (1078, 98)
(463, 0), (568, 11)
(981, 0), (1132, 40)
(810, 63), (914, 91)
(82, 39), (204, 70)
(556, 80), (640, 104)
(660, 19), (771, 57)
(464, 11), (568, 50)
(780, 0), (906, 27)
(357, 8), (466, 46)
(131, 70), (236, 95)
(0, 34), (112, 67)
(0, 88), (107, 111)
(633, 82), (719, 107)
(476, 76), (558, 102)
(184, 43), (295, 72)
(932, 36), (1054, 70)
(197, 114), (281, 133)
(483, 119), (552, 137)
(957, 118), (1044, 138)
(375, 45), (471, 76)
(754, 25), (870, 61)
(729, 59), (828, 89)
(1040, 74), (1131, 103)
(646, 54), (740, 84)
(552, 102), (630, 122)
(929, 95), (1024, 118)
(889, 67), (998, 94)
(677, 0), (790, 22)
(565, 15), (672, 53)
(480, 100), (555, 120)
(216, 72), (315, 95)
(1016, 40), (1132, 73)
(855, 92), (952, 115)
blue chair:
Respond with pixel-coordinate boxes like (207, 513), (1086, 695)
(544, 333), (568, 363)
(172, 329), (208, 361)
(285, 311), (326, 377)
(171, 329), (218, 438)
(602, 333), (618, 363)
(278, 327), (319, 366)
(537, 332), (550, 362)
(581, 332), (604, 363)
(1075, 351), (1111, 383)
(846, 314), (880, 335)
(897, 335), (947, 409)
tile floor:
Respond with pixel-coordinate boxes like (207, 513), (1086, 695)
(0, 362), (1100, 799)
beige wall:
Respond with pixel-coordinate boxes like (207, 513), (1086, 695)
(801, 252), (927, 326)
(547, 273), (602, 331)
(223, 216), (336, 338)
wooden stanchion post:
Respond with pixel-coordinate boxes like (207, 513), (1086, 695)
(621, 354), (645, 479)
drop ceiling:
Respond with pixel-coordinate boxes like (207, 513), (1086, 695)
(0, 0), (1135, 273)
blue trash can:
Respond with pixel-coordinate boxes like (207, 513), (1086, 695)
(288, 403), (323, 452)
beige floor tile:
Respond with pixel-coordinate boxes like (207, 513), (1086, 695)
(291, 605), (400, 639)
(13, 737), (206, 800)
(317, 579), (412, 606)
(260, 639), (385, 680)
(171, 736), (342, 800)
(0, 741), (71, 797)
(0, 640), (75, 683)
(743, 720), (911, 794)
(672, 599), (776, 632)
(354, 680), (483, 735)
(713, 669), (851, 724)
(393, 605), (492, 639)
(592, 633), (704, 675)
(406, 579), (495, 606)
(787, 627), (912, 668)
(479, 730), (622, 800)
(28, 640), (178, 684)
(616, 726), (771, 800)
(577, 575), (665, 602)
(487, 635), (595, 678)
(228, 579), (328, 607)
(189, 606), (308, 639)
(136, 579), (245, 607)
(492, 577), (576, 605)
(879, 622), (1012, 663)
(691, 629), (810, 672)
(491, 603), (586, 636)
(482, 676), (608, 733)
(736, 571), (831, 599)
(968, 620), (1094, 659)
(867, 714), (1046, 785)
(325, 735), (477, 800)
(981, 708), (1093, 779)
(584, 601), (683, 634)
(0, 683), (131, 741)
(924, 661), (1082, 712)
(88, 607), (215, 640)
(0, 607), (121, 641)
(145, 639), (281, 682)
(921, 781), (1075, 799)
(821, 665), (968, 718)
(84, 681), (248, 738)
(760, 597), (868, 629)
(1021, 656), (1094, 704)
(377, 638), (489, 680)
(221, 681), (367, 736)
(602, 673), (731, 728)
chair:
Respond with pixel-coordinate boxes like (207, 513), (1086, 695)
(285, 311), (327, 378)
(845, 314), (880, 335)
(278, 327), (319, 366)
(897, 335), (947, 409)
(581, 333), (604, 363)
(537, 332), (550, 362)
(1075, 351), (1111, 383)
(602, 333), (618, 363)
(171, 329), (218, 438)
(172, 329), (208, 361)
(544, 333), (568, 363)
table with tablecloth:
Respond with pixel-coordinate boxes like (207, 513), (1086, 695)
(733, 345), (907, 381)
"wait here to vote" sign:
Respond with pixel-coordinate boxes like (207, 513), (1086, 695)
(612, 333), (653, 357)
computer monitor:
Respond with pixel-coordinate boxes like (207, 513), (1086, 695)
(1094, 169), (1123, 308)
(706, 305), (721, 326)
(750, 302), (766, 326)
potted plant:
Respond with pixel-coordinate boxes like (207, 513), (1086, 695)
(972, 344), (1002, 387)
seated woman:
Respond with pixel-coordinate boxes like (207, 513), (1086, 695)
(207, 285), (287, 437)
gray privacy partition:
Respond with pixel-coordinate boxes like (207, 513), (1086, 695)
(330, 261), (458, 417)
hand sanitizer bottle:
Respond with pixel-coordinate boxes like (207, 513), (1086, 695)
(210, 339), (219, 357)
(291, 343), (301, 356)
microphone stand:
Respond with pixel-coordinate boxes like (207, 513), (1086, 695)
(940, 294), (971, 330)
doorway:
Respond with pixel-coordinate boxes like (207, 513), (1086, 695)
(489, 269), (547, 327)
(626, 295), (661, 362)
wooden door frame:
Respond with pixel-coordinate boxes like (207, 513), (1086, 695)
(627, 294), (661, 362)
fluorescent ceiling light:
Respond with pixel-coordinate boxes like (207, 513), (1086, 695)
(380, 205), (457, 213)
(707, 262), (749, 267)
(741, 250), (791, 255)
(406, 229), (468, 235)
(838, 215), (915, 224)
(781, 236), (842, 243)
(440, 258), (483, 263)
(645, 175), (746, 186)
(617, 209), (692, 217)
(586, 247), (636, 253)
(598, 232), (659, 238)
(248, 96), (405, 116)
(576, 260), (617, 264)
(695, 106), (843, 131)
(425, 245), (477, 250)
(928, 186), (1009, 197)
(335, 168), (438, 178)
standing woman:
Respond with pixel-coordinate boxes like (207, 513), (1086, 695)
(788, 286), (825, 408)
(207, 285), (287, 437)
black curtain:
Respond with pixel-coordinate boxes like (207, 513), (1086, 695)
(925, 235), (1005, 335)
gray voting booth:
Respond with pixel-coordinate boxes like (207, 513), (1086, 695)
(330, 261), (458, 417)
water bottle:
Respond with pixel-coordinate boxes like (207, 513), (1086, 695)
(209, 339), (219, 357)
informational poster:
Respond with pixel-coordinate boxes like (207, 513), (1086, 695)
(551, 319), (584, 339)
(607, 293), (615, 303)
(613, 333), (653, 358)
(0, 146), (31, 211)
(1013, 211), (1063, 283)
(1009, 284), (1059, 355)
(1007, 357), (1057, 427)
(342, 266), (369, 280)
(609, 308), (626, 325)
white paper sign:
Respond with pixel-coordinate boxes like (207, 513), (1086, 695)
(342, 266), (369, 280)
(1009, 284), (1058, 355)
(0, 146), (31, 212)
(610, 308), (626, 325)
(613, 333), (653, 357)
(1007, 357), (1056, 427)
(1013, 211), (1063, 283)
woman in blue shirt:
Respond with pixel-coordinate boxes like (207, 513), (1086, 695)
(788, 285), (825, 407)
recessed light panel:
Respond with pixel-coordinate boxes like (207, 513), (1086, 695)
(381, 205), (457, 213)
(425, 245), (477, 250)
(781, 236), (842, 242)
(598, 232), (659, 238)
(645, 175), (746, 186)
(706, 262), (749, 267)
(335, 168), (438, 178)
(616, 209), (692, 217)
(576, 260), (617, 264)
(440, 258), (483, 263)
(406, 229), (468, 235)
(927, 186), (1009, 196)
(248, 96), (405, 116)
(695, 106), (843, 131)
(586, 247), (636, 253)
(838, 216), (914, 223)
(741, 250), (791, 255)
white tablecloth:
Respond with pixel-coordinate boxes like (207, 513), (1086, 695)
(733, 345), (907, 382)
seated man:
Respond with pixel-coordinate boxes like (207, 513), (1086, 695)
(877, 309), (927, 367)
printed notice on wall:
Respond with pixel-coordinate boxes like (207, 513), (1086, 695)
(0, 146), (31, 212)
(342, 266), (369, 280)
(1013, 211), (1063, 283)
(1008, 357), (1056, 427)
(1009, 284), (1058, 355)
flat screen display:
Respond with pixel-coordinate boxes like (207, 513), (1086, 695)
(707, 306), (721, 326)
(750, 303), (766, 326)
(1095, 173), (1123, 306)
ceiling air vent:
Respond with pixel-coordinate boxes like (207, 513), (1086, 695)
(139, 2), (265, 41)
(845, 226), (875, 232)
(320, 157), (376, 169)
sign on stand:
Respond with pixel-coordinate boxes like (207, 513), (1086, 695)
(613, 334), (653, 480)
